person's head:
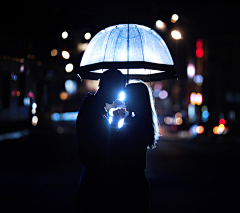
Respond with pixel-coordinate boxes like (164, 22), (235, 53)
(97, 69), (126, 103)
(125, 80), (159, 148)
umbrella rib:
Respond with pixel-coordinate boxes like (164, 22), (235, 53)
(113, 27), (125, 61)
(103, 26), (117, 62)
(135, 25), (145, 61)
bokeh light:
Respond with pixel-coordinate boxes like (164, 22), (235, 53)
(187, 64), (195, 78)
(62, 51), (70, 59)
(84, 32), (91, 40)
(62, 31), (68, 39)
(77, 43), (89, 52)
(156, 20), (166, 30)
(196, 125), (204, 134)
(193, 75), (204, 86)
(154, 82), (163, 90)
(65, 63), (74, 73)
(171, 30), (181, 40)
(171, 14), (179, 23)
(51, 49), (58, 57)
(59, 91), (68, 101)
(32, 116), (38, 126)
(65, 80), (77, 94)
(159, 90), (168, 99)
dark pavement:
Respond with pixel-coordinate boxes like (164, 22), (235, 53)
(1, 121), (240, 212)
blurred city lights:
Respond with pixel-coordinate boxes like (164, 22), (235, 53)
(159, 90), (168, 99)
(187, 64), (195, 78)
(32, 116), (38, 126)
(65, 63), (74, 73)
(193, 74), (204, 86)
(51, 49), (58, 57)
(154, 82), (163, 90)
(84, 32), (91, 40)
(196, 93), (203, 105)
(213, 123), (226, 135)
(219, 118), (225, 125)
(85, 80), (99, 92)
(51, 113), (60, 121)
(174, 117), (183, 125)
(171, 30), (181, 40)
(153, 89), (160, 98)
(156, 20), (166, 30)
(62, 31), (68, 39)
(202, 110), (209, 122)
(77, 43), (89, 52)
(171, 125), (178, 131)
(175, 112), (182, 118)
(164, 116), (173, 125)
(196, 125), (204, 134)
(190, 92), (203, 105)
(196, 48), (204, 58)
(65, 80), (77, 94)
(171, 14), (179, 23)
(59, 91), (68, 100)
(28, 91), (35, 99)
(23, 97), (30, 106)
(62, 51), (70, 59)
(188, 104), (196, 123)
(196, 38), (204, 58)
(20, 65), (24, 72)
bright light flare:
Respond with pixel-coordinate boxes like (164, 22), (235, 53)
(118, 91), (125, 102)
(171, 30), (181, 40)
(118, 118), (124, 128)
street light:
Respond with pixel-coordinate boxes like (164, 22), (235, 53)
(171, 30), (181, 40)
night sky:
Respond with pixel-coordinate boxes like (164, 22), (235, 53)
(1, 0), (239, 57)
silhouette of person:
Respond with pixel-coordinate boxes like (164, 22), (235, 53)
(108, 80), (159, 213)
(76, 69), (126, 213)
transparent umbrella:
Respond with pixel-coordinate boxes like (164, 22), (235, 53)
(77, 24), (177, 82)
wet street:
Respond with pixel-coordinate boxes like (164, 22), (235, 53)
(1, 121), (240, 213)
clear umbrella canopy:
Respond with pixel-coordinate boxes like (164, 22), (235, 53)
(78, 24), (177, 81)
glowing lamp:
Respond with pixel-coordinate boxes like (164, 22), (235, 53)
(78, 24), (177, 82)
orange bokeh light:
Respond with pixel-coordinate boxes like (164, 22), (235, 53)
(196, 126), (204, 134)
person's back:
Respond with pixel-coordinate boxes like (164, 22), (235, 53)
(107, 80), (159, 213)
(76, 69), (126, 213)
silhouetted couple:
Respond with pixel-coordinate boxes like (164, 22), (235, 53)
(76, 69), (159, 213)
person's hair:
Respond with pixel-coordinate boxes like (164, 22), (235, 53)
(99, 69), (126, 90)
(126, 80), (159, 149)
